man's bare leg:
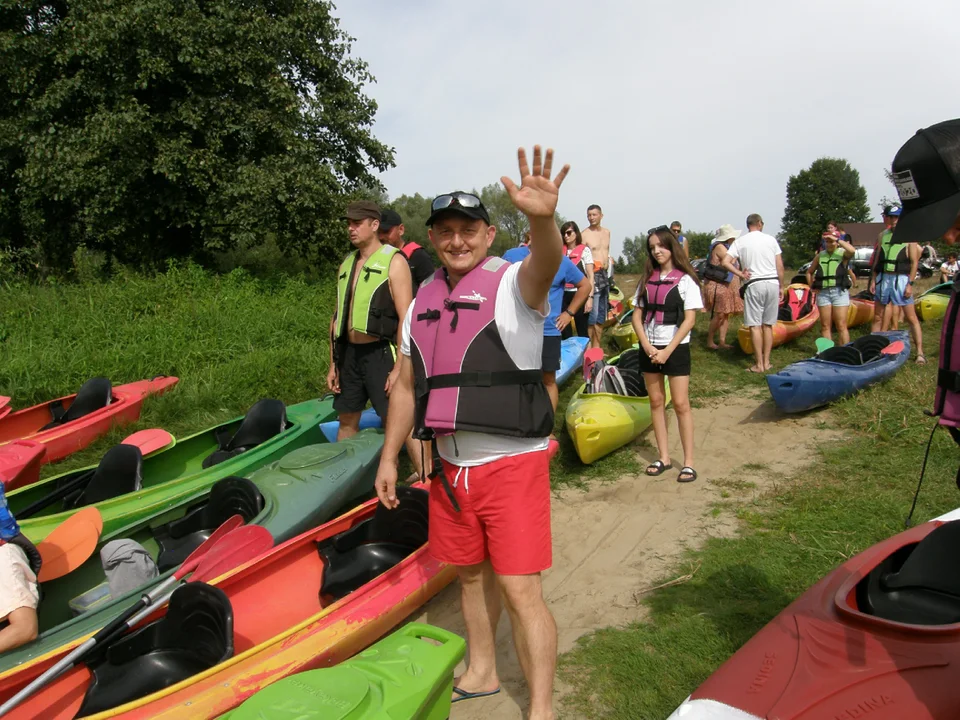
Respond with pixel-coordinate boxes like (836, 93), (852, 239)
(588, 323), (602, 350)
(748, 326), (763, 372)
(762, 324), (774, 371)
(454, 561), (502, 697)
(336, 411), (361, 442)
(499, 573), (557, 720)
(543, 371), (559, 413)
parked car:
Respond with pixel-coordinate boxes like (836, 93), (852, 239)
(851, 246), (874, 277)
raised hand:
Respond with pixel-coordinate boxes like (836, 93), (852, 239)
(501, 146), (570, 219)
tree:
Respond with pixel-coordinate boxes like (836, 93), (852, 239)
(0, 0), (393, 273)
(779, 158), (871, 268)
(620, 235), (647, 273)
(684, 230), (714, 260)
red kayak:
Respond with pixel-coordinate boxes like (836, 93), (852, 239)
(669, 507), (960, 719)
(0, 396), (10, 419)
(0, 377), (178, 465)
(0, 440), (45, 491)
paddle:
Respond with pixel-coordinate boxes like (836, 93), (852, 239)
(881, 340), (906, 355)
(0, 518), (269, 717)
(119, 428), (176, 457)
(582, 348), (604, 382)
(815, 337), (835, 354)
(36, 507), (103, 582)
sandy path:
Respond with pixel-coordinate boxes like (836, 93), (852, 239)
(414, 392), (824, 719)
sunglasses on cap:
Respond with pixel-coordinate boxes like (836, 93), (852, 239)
(647, 225), (671, 235)
(431, 192), (483, 213)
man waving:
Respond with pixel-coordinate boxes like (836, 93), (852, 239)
(375, 146), (567, 719)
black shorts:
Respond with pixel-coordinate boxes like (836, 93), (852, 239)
(541, 335), (562, 372)
(560, 289), (589, 339)
(334, 341), (394, 418)
(637, 343), (691, 377)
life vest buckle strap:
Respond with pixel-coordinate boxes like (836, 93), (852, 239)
(417, 309), (441, 322)
(427, 369), (543, 390)
(938, 368), (960, 393)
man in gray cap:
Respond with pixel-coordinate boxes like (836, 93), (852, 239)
(378, 209), (435, 296)
(328, 200), (426, 479)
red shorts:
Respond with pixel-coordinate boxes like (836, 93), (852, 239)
(428, 449), (552, 575)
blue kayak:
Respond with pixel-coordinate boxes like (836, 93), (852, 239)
(319, 406), (382, 442)
(557, 336), (590, 386)
(766, 331), (911, 413)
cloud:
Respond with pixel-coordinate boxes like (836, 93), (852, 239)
(335, 0), (960, 258)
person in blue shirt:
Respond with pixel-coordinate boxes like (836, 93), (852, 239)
(504, 237), (591, 411)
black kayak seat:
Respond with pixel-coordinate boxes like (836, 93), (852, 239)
(77, 583), (233, 717)
(859, 522), (960, 626)
(318, 486), (429, 602)
(850, 334), (891, 363)
(65, 444), (143, 510)
(153, 477), (264, 572)
(854, 290), (876, 301)
(202, 399), (288, 469)
(819, 346), (863, 366)
(40, 377), (112, 431)
(615, 349), (648, 398)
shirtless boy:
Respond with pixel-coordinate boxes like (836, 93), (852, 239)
(582, 204), (610, 349)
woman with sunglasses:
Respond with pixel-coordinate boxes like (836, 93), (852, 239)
(560, 221), (593, 339)
(632, 226), (703, 483)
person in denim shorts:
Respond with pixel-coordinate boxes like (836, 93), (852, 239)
(807, 231), (855, 345)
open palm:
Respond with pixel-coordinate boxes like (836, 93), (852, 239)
(501, 146), (569, 219)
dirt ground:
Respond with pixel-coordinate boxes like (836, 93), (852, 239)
(414, 392), (826, 719)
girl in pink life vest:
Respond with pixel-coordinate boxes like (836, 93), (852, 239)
(632, 226), (704, 483)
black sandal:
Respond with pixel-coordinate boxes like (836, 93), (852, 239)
(646, 460), (672, 476)
(678, 466), (698, 483)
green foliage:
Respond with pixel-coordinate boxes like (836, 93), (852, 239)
(780, 157), (872, 267)
(684, 230), (714, 260)
(0, 0), (393, 274)
(619, 235), (647, 273)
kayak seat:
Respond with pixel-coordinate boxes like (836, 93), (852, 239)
(616, 349), (648, 398)
(78, 583), (233, 717)
(317, 486), (429, 602)
(818, 346), (863, 366)
(202, 398), (289, 469)
(854, 290), (875, 301)
(850, 334), (891, 363)
(153, 477), (265, 572)
(778, 287), (814, 322)
(858, 522), (960, 625)
(40, 376), (112, 431)
(64, 444), (143, 510)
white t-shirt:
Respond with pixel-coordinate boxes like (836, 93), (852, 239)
(400, 262), (550, 466)
(0, 543), (39, 620)
(635, 273), (704, 346)
(941, 261), (958, 277)
(727, 231), (781, 285)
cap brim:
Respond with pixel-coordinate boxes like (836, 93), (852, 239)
(892, 192), (960, 243)
(425, 206), (490, 226)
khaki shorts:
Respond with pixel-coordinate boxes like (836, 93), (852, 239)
(743, 281), (780, 327)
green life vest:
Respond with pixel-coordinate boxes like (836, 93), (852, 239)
(813, 248), (851, 290)
(335, 244), (400, 341)
(876, 229), (911, 275)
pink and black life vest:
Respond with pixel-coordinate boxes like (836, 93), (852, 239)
(565, 244), (588, 290)
(408, 257), (554, 440)
(400, 242), (423, 260)
(641, 270), (685, 325)
(935, 283), (960, 434)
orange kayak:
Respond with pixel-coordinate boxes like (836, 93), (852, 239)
(0, 485), (455, 720)
(846, 297), (874, 328)
(0, 377), (178, 465)
(738, 285), (820, 354)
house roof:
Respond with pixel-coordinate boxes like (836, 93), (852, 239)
(839, 223), (886, 247)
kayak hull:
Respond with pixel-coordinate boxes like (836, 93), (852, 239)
(319, 407), (382, 443)
(766, 331), (911, 413)
(738, 306), (820, 354)
(0, 377), (179, 465)
(9, 397), (337, 542)
(0, 440), (45, 491)
(0, 430), (383, 676)
(0, 486), (456, 720)
(917, 282), (952, 321)
(557, 336), (590, 386)
(669, 508), (960, 720)
(846, 297), (874, 327)
(613, 309), (638, 350)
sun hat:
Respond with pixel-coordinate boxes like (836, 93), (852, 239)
(715, 224), (741, 243)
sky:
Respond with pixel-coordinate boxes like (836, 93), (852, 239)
(334, 0), (959, 260)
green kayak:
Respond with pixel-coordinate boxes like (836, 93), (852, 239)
(0, 428), (383, 676)
(8, 397), (336, 542)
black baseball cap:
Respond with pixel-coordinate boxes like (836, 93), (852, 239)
(379, 209), (403, 231)
(890, 119), (960, 243)
(426, 192), (491, 226)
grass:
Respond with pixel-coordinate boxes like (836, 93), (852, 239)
(558, 303), (957, 718)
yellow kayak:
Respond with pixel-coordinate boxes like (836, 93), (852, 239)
(612, 309), (639, 350)
(918, 283), (952, 321)
(565, 352), (669, 464)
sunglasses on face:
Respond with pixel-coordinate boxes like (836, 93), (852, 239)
(431, 192), (483, 212)
(563, 229), (576, 236)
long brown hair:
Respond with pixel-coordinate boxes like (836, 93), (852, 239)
(636, 228), (701, 303)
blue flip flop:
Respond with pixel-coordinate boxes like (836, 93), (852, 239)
(452, 686), (502, 703)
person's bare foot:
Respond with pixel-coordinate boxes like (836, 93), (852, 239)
(718, 343), (732, 349)
(746, 365), (764, 373)
(706, 343), (719, 350)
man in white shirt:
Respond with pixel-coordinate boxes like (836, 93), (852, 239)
(721, 213), (784, 373)
(375, 145), (567, 719)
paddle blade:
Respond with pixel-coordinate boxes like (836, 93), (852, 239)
(190, 525), (274, 584)
(815, 337), (835, 353)
(881, 340), (906, 355)
(583, 348), (604, 381)
(173, 514), (245, 580)
(121, 428), (175, 457)
(36, 507), (103, 582)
